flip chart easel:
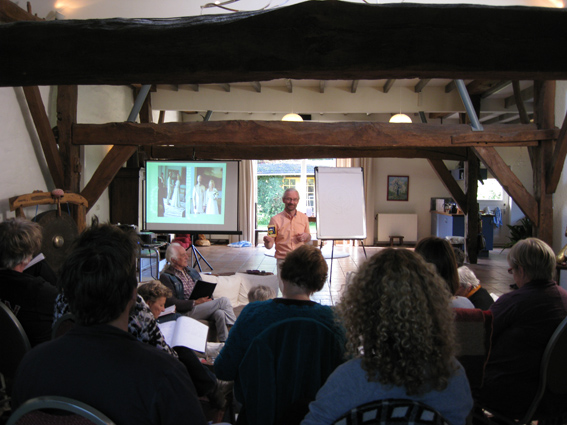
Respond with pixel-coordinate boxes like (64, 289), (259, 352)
(315, 167), (367, 303)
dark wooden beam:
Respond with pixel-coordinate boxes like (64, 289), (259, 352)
(22, 86), (65, 189)
(428, 159), (468, 214)
(383, 79), (396, 93)
(466, 151), (480, 264)
(472, 146), (538, 225)
(72, 121), (556, 148)
(56, 85), (80, 193)
(150, 146), (469, 161)
(3, 3), (567, 87)
(531, 80), (555, 244)
(467, 80), (509, 96)
(351, 80), (359, 94)
(414, 79), (431, 93)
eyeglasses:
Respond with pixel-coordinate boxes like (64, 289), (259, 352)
(283, 197), (299, 202)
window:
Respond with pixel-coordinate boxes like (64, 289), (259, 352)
(306, 177), (315, 208)
(283, 177), (300, 190)
(477, 178), (504, 200)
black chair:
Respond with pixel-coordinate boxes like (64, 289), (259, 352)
(332, 399), (450, 425)
(0, 302), (31, 387)
(474, 315), (567, 425)
(7, 396), (116, 425)
(236, 317), (345, 425)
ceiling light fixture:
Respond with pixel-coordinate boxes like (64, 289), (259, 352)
(282, 113), (303, 122)
(389, 86), (412, 123)
(389, 113), (412, 123)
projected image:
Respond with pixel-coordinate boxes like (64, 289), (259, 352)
(145, 161), (239, 234)
(192, 168), (223, 216)
(157, 166), (187, 217)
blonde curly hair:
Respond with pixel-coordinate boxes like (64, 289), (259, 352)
(337, 248), (457, 395)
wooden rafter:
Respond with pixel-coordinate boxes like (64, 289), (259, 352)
(427, 159), (468, 214)
(80, 146), (137, 212)
(22, 86), (65, 189)
(472, 146), (538, 225)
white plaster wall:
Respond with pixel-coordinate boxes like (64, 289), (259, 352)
(554, 81), (567, 254)
(371, 158), (453, 241)
(78, 85), (134, 225)
(0, 86), (54, 220)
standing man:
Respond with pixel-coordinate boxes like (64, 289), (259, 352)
(160, 244), (236, 342)
(192, 174), (206, 214)
(263, 188), (311, 292)
(12, 222), (207, 425)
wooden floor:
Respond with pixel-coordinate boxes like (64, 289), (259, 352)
(186, 241), (513, 306)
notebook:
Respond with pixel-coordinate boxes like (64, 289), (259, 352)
(189, 280), (217, 300)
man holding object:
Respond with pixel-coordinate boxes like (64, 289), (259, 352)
(263, 188), (311, 292)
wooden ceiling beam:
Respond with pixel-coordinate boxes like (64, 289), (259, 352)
(150, 146), (469, 161)
(3, 3), (567, 87)
(72, 121), (556, 149)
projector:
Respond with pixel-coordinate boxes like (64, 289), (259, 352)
(138, 232), (156, 244)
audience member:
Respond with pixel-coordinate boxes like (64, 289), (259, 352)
(138, 279), (173, 320)
(137, 280), (225, 409)
(215, 244), (345, 422)
(160, 243), (236, 342)
(13, 222), (207, 425)
(301, 248), (473, 425)
(415, 236), (474, 309)
(0, 218), (58, 346)
(475, 238), (567, 419)
(247, 285), (275, 303)
(456, 266), (494, 310)
(454, 247), (466, 267)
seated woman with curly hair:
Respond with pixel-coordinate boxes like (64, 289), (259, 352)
(301, 248), (473, 425)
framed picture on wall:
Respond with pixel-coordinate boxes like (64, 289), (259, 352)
(387, 175), (409, 201)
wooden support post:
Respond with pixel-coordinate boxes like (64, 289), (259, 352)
(57, 85), (80, 193)
(57, 85), (84, 230)
(466, 150), (480, 264)
(531, 80), (555, 245)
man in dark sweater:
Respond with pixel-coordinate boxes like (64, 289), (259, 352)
(12, 222), (207, 425)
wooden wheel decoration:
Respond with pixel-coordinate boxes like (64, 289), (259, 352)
(9, 190), (88, 273)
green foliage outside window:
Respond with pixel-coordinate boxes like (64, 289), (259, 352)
(257, 176), (286, 226)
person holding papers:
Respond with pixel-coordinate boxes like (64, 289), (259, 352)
(138, 280), (228, 410)
(160, 243), (236, 342)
